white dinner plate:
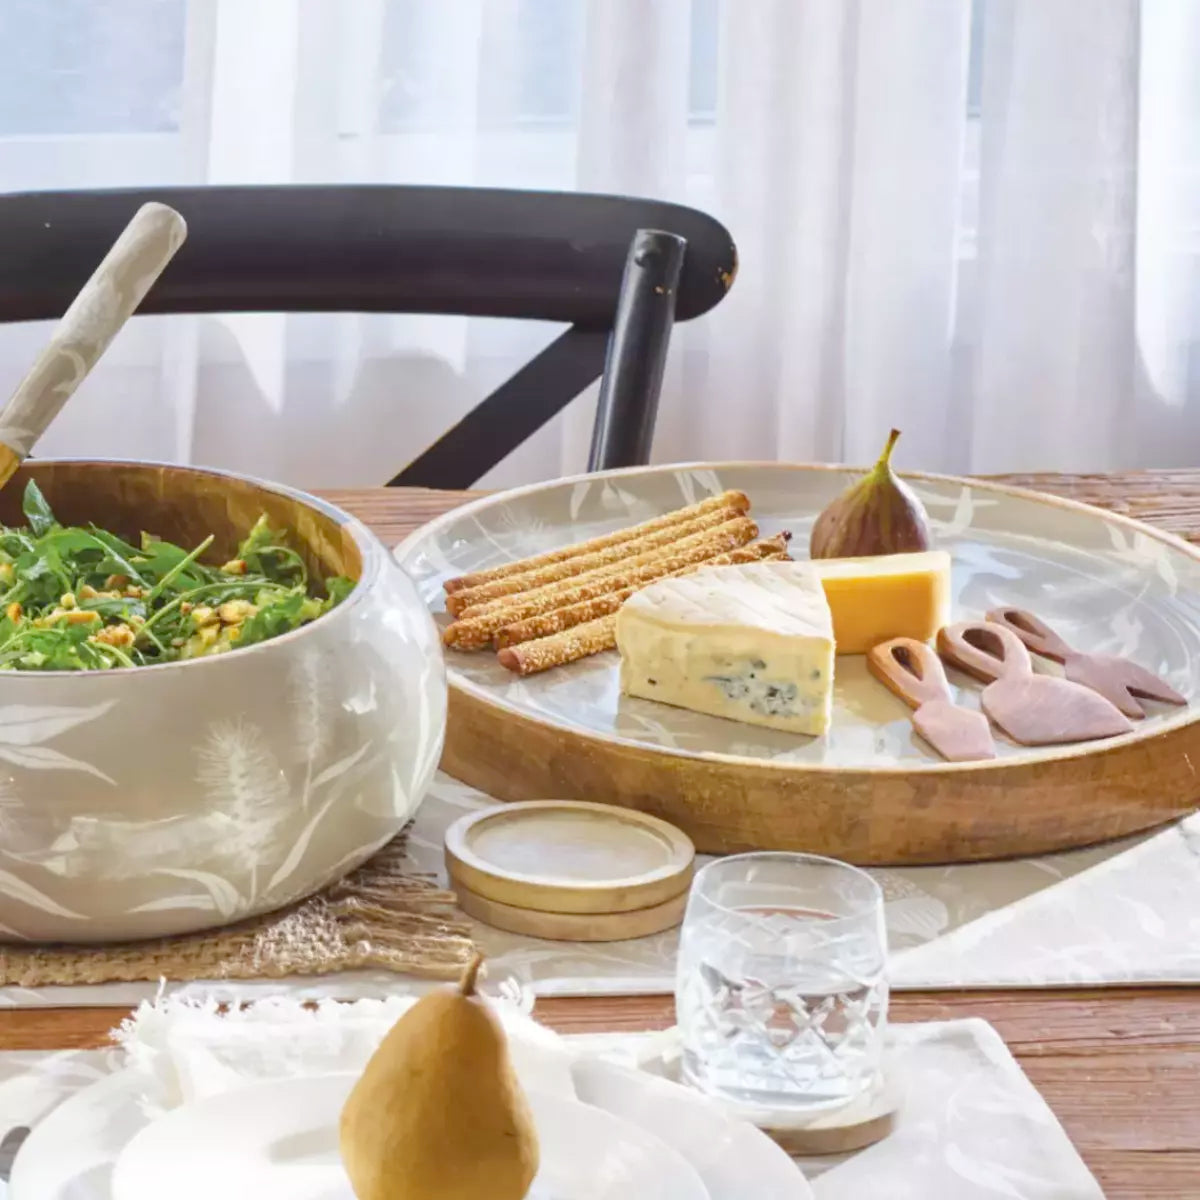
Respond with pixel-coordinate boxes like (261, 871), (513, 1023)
(6, 1070), (146, 1200)
(570, 1057), (810, 1200)
(107, 1074), (707, 1200)
(10, 1058), (810, 1199)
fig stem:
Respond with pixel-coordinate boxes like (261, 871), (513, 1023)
(459, 951), (484, 997)
(878, 429), (902, 467)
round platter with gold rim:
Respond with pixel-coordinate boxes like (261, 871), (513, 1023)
(395, 462), (1200, 864)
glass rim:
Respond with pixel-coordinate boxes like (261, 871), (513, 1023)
(688, 851), (884, 924)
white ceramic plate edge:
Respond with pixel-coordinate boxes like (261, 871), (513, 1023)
(570, 1056), (813, 1200)
(108, 1074), (709, 1200)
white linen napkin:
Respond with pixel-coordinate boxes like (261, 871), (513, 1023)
(573, 1021), (1105, 1200)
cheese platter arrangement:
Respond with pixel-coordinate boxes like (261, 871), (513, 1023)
(396, 433), (1200, 864)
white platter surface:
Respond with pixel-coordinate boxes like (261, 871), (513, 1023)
(397, 462), (1200, 771)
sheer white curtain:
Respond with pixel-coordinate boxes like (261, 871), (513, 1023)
(0, 0), (1195, 488)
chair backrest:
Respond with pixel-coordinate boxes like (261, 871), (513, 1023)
(0, 186), (736, 487)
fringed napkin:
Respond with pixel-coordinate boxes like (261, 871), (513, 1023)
(113, 984), (573, 1119)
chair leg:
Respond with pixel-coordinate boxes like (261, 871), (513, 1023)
(391, 327), (609, 489)
(587, 229), (686, 472)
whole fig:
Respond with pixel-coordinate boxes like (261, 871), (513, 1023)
(810, 429), (932, 559)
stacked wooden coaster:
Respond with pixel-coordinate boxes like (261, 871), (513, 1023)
(444, 800), (696, 942)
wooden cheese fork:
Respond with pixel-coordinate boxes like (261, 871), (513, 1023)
(985, 607), (1186, 720)
(937, 621), (1134, 746)
(868, 637), (996, 762)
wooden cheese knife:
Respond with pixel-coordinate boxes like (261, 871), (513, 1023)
(868, 637), (996, 762)
(936, 621), (1135, 746)
(984, 607), (1187, 720)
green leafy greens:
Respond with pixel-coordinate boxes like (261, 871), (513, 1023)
(0, 480), (353, 671)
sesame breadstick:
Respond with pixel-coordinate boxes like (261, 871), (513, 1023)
(457, 516), (757, 622)
(494, 534), (793, 649)
(496, 546), (793, 674)
(444, 518), (757, 650)
(497, 615), (619, 676)
(442, 490), (750, 594)
(446, 503), (746, 616)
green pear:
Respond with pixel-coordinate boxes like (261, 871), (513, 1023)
(340, 953), (539, 1200)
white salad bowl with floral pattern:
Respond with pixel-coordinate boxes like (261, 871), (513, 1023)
(0, 460), (445, 943)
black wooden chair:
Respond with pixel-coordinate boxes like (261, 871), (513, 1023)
(0, 186), (736, 488)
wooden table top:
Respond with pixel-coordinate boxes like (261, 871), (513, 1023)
(7, 470), (1200, 1199)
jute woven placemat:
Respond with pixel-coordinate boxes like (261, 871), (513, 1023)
(0, 832), (476, 988)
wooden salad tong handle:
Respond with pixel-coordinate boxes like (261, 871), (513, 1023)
(0, 202), (187, 492)
(868, 637), (995, 762)
(985, 608), (1186, 720)
(937, 621), (1134, 746)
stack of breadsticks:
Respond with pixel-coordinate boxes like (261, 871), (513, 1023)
(441, 490), (791, 675)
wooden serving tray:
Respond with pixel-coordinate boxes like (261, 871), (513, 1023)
(396, 463), (1200, 865)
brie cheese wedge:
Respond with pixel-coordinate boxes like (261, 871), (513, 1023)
(615, 560), (835, 736)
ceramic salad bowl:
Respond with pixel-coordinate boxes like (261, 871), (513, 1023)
(0, 459), (445, 942)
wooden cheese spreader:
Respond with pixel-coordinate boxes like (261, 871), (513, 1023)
(937, 621), (1135, 746)
(868, 637), (996, 762)
(985, 607), (1187, 720)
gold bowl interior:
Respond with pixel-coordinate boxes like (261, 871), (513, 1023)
(0, 460), (363, 584)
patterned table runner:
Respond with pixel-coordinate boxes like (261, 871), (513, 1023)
(1, 770), (1196, 1006)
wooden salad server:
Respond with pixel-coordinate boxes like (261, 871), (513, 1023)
(867, 636), (996, 762)
(937, 621), (1134, 746)
(984, 607), (1187, 720)
(0, 201), (187, 491)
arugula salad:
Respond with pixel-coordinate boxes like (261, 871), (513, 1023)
(0, 480), (354, 671)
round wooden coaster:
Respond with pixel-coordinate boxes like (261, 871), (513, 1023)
(450, 874), (689, 942)
(758, 1078), (899, 1156)
(444, 800), (695, 915)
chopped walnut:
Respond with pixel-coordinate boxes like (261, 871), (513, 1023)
(220, 558), (247, 575)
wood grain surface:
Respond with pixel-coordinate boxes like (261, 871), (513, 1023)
(5, 473), (1200, 1199)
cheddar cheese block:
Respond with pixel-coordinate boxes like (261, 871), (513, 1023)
(615, 560), (835, 736)
(808, 550), (951, 654)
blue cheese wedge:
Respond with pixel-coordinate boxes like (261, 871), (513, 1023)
(615, 560), (835, 736)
